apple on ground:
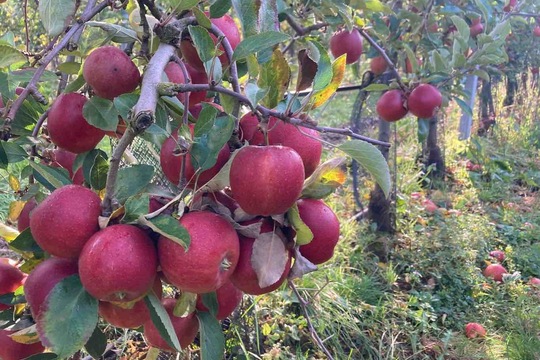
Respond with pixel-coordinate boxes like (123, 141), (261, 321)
(483, 264), (507, 282)
(422, 199), (438, 213)
(489, 250), (505, 262)
(465, 322), (486, 338)
(529, 277), (540, 287)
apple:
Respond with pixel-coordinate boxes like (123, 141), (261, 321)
(405, 58), (422, 73)
(422, 199), (438, 213)
(534, 26), (540, 37)
(17, 198), (37, 232)
(532, 67), (539, 75)
(329, 28), (363, 64)
(24, 257), (78, 319)
(160, 126), (230, 188)
(465, 322), (486, 338)
(47, 93), (106, 154)
(489, 250), (505, 262)
(30, 185), (101, 259)
(529, 277), (540, 287)
(470, 23), (484, 37)
(45, 148), (84, 185)
(0, 329), (45, 360)
(82, 46), (140, 99)
(99, 278), (163, 329)
(407, 84), (442, 119)
(163, 61), (211, 106)
(376, 90), (408, 122)
(229, 145), (305, 216)
(504, 0), (517, 12)
(196, 280), (243, 320)
(296, 199), (341, 265)
(180, 13), (241, 72)
(78, 224), (158, 302)
(158, 211), (240, 293)
(143, 298), (199, 352)
(370, 56), (388, 75)
(483, 264), (507, 282)
(239, 114), (322, 177)
(0, 261), (25, 311)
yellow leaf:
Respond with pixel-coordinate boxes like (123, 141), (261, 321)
(322, 168), (347, 185)
(8, 174), (20, 192)
(9, 324), (40, 344)
(8, 201), (25, 223)
(306, 54), (347, 110)
(0, 223), (19, 242)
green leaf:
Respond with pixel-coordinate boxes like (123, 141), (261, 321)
(10, 69), (58, 83)
(338, 140), (391, 198)
(84, 326), (107, 359)
(417, 118), (429, 143)
(175, 0), (200, 12)
(85, 21), (139, 43)
(451, 15), (470, 43)
(22, 354), (58, 360)
(83, 97), (120, 131)
(57, 61), (81, 75)
(0, 142), (8, 169)
(233, 32), (290, 61)
(210, 0), (232, 18)
(307, 40), (332, 91)
(191, 114), (235, 172)
(188, 26), (217, 63)
(39, 275), (98, 358)
(454, 97), (473, 117)
(197, 311), (225, 360)
(114, 93), (139, 120)
(113, 164), (155, 203)
(0, 45), (26, 68)
(258, 49), (290, 109)
(2, 141), (28, 163)
(306, 55), (346, 110)
(193, 8), (212, 28)
(173, 292), (197, 317)
(144, 292), (181, 352)
(287, 203), (313, 246)
(123, 193), (150, 224)
(0, 285), (25, 306)
(363, 84), (390, 92)
(38, 0), (77, 37)
(244, 81), (268, 109)
(472, 69), (490, 81)
(82, 149), (108, 187)
(64, 74), (86, 93)
(89, 153), (108, 191)
(201, 292), (219, 317)
(9, 228), (45, 258)
(29, 162), (72, 191)
(231, 0), (259, 38)
(139, 215), (190, 251)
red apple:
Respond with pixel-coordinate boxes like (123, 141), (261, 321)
(82, 46), (141, 99)
(489, 250), (505, 262)
(78, 224), (158, 302)
(143, 298), (199, 352)
(158, 211), (240, 294)
(470, 23), (484, 37)
(30, 185), (101, 258)
(407, 84), (442, 119)
(229, 145), (305, 216)
(99, 278), (163, 329)
(422, 199), (438, 213)
(180, 13), (241, 71)
(47, 93), (105, 154)
(465, 322), (486, 338)
(46, 148), (84, 185)
(0, 329), (45, 360)
(0, 261), (25, 311)
(534, 26), (540, 37)
(405, 58), (422, 73)
(24, 257), (78, 319)
(532, 67), (539, 75)
(196, 280), (243, 320)
(17, 198), (37, 232)
(297, 199), (341, 265)
(163, 61), (211, 106)
(330, 29), (363, 64)
(160, 126), (230, 188)
(529, 277), (540, 287)
(189, 102), (223, 121)
(376, 90), (408, 122)
(370, 56), (388, 75)
(239, 114), (322, 177)
(483, 264), (507, 282)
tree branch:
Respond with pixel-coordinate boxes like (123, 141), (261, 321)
(2, 0), (109, 135)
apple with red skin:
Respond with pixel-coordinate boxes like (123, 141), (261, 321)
(17, 198), (37, 232)
(30, 185), (101, 259)
(465, 322), (486, 338)
(230, 219), (292, 295)
(79, 224), (158, 302)
(330, 29), (363, 64)
(239, 114), (322, 177)
(504, 0), (516, 12)
(370, 56), (388, 75)
(407, 84), (442, 119)
(489, 250), (505, 262)
(160, 126), (230, 188)
(47, 93), (106, 154)
(483, 264), (507, 282)
(159, 211), (240, 294)
(470, 23), (484, 37)
(534, 26), (540, 37)
(529, 277), (540, 287)
(99, 278), (163, 329)
(180, 13), (241, 72)
(376, 90), (408, 122)
(189, 102), (223, 120)
(405, 58), (422, 73)
(163, 61), (211, 106)
(45, 149), (84, 185)
(24, 257), (78, 319)
(143, 298), (199, 352)
(297, 199), (341, 265)
(0, 329), (45, 360)
(230, 145), (305, 216)
(196, 280), (243, 320)
(532, 67), (539, 75)
(83, 46), (140, 100)
(422, 199), (438, 213)
(0, 261), (25, 311)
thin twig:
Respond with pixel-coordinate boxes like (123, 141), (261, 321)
(140, 0), (163, 20)
(288, 280), (335, 360)
(23, 0), (30, 54)
(137, 0), (151, 57)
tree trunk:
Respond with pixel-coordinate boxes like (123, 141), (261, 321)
(479, 78), (495, 135)
(423, 116), (444, 179)
(503, 73), (517, 107)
